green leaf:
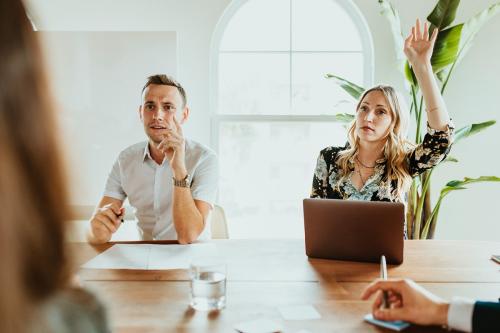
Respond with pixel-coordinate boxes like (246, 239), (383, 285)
(378, 0), (406, 73)
(431, 24), (463, 73)
(325, 74), (365, 100)
(442, 176), (500, 195)
(454, 120), (496, 144)
(427, 0), (460, 30)
(404, 61), (418, 87)
(334, 113), (355, 123)
(439, 3), (500, 87)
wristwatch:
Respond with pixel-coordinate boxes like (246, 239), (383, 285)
(172, 174), (191, 188)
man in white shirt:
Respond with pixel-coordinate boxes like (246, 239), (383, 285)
(87, 75), (218, 244)
(361, 278), (500, 332)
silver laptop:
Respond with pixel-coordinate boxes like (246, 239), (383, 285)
(303, 198), (405, 264)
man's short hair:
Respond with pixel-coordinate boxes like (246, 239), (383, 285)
(141, 74), (187, 107)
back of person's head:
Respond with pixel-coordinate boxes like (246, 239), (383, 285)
(0, 0), (70, 331)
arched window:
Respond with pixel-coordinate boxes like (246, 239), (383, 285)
(211, 0), (373, 238)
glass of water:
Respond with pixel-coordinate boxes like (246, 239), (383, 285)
(189, 258), (226, 311)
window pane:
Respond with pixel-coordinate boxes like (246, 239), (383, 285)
(220, 0), (289, 51)
(218, 53), (290, 115)
(218, 121), (347, 238)
(292, 0), (362, 51)
(291, 52), (363, 115)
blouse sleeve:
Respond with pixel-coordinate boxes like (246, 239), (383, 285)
(310, 151), (328, 198)
(407, 121), (454, 177)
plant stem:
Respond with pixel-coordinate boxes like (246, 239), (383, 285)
(414, 170), (433, 239)
(422, 197), (442, 239)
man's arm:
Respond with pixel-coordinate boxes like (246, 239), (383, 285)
(472, 301), (500, 333)
(172, 186), (211, 244)
(87, 196), (124, 244)
(158, 116), (218, 244)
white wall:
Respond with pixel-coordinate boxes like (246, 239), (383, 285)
(39, 31), (177, 205)
(27, 0), (500, 240)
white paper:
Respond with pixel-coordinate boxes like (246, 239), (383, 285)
(81, 243), (217, 270)
(278, 305), (321, 320)
(234, 318), (284, 333)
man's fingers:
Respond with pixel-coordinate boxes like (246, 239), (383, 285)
(374, 307), (407, 322)
(93, 215), (116, 233)
(104, 202), (121, 215)
(361, 279), (405, 300)
(371, 292), (383, 313)
(102, 208), (120, 226)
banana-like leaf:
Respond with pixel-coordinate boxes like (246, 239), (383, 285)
(334, 113), (355, 123)
(377, 0), (406, 73)
(431, 25), (463, 73)
(441, 176), (500, 196)
(427, 0), (460, 29)
(438, 3), (500, 84)
(454, 120), (496, 144)
(325, 74), (365, 100)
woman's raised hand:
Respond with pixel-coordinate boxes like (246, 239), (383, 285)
(404, 18), (438, 69)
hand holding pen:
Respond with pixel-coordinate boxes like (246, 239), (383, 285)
(89, 202), (125, 244)
(361, 274), (450, 326)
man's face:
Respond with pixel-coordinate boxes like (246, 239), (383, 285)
(139, 84), (188, 144)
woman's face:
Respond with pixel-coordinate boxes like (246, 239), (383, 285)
(355, 90), (393, 144)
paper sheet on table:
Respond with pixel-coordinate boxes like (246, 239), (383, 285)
(81, 243), (217, 270)
(278, 305), (321, 320)
(234, 318), (284, 333)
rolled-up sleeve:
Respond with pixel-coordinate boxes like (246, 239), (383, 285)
(103, 158), (127, 200)
(407, 121), (454, 177)
(191, 153), (219, 207)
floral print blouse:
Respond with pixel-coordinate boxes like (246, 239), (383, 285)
(310, 123), (454, 203)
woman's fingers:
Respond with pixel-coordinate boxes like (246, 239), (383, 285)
(423, 22), (429, 41)
(416, 18), (422, 40)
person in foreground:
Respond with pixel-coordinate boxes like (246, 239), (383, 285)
(362, 278), (500, 332)
(311, 19), (453, 237)
(0, 0), (109, 332)
(87, 75), (218, 244)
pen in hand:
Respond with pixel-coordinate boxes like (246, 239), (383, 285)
(380, 255), (389, 309)
(117, 207), (125, 223)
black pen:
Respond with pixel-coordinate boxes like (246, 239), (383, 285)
(118, 211), (124, 223)
(380, 255), (389, 309)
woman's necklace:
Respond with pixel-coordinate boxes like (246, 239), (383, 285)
(355, 156), (376, 169)
(356, 166), (367, 187)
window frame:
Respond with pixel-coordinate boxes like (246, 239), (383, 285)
(209, 0), (375, 226)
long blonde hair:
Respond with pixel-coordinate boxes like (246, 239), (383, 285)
(336, 85), (413, 202)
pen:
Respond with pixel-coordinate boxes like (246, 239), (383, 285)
(380, 255), (389, 309)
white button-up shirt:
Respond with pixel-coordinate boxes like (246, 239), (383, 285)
(103, 139), (218, 240)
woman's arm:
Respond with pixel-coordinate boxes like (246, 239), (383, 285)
(404, 19), (451, 131)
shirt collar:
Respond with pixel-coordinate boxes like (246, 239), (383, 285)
(142, 142), (153, 162)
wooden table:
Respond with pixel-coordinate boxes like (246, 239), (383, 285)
(72, 240), (500, 332)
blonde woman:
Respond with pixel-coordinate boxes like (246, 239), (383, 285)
(311, 19), (453, 237)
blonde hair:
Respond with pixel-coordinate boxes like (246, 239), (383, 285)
(336, 85), (413, 202)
